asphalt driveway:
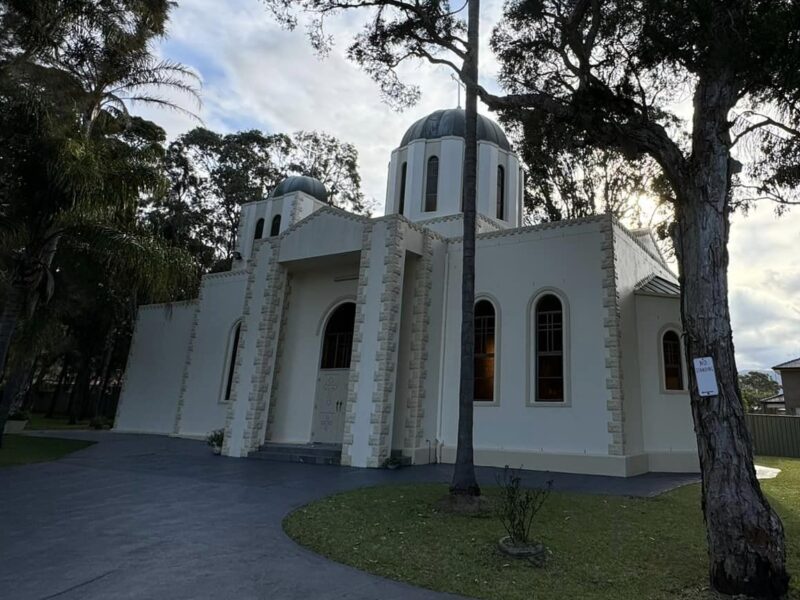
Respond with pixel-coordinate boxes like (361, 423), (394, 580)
(0, 433), (697, 600)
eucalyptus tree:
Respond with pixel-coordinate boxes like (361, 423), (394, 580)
(149, 127), (370, 272)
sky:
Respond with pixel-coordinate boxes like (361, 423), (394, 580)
(133, 0), (800, 373)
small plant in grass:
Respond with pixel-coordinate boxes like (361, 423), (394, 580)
(495, 466), (552, 562)
(207, 429), (224, 454)
(89, 416), (111, 430)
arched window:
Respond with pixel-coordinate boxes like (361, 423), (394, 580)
(223, 322), (242, 401)
(535, 294), (564, 402)
(424, 156), (439, 212)
(254, 218), (265, 240)
(320, 303), (356, 369)
(474, 300), (496, 402)
(497, 165), (505, 220)
(662, 330), (684, 390)
(398, 162), (407, 216)
(270, 214), (281, 237)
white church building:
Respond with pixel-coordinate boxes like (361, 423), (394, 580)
(116, 108), (699, 476)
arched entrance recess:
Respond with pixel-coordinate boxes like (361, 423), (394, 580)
(312, 302), (355, 443)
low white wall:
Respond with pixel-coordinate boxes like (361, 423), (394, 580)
(439, 221), (611, 458)
(177, 272), (248, 438)
(115, 301), (196, 434)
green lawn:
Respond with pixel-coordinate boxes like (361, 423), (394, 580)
(284, 457), (800, 600)
(0, 434), (94, 467)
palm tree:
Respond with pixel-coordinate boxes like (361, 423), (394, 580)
(0, 1), (199, 442)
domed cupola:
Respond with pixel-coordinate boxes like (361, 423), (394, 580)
(400, 108), (511, 151)
(270, 175), (328, 203)
(387, 108), (522, 231)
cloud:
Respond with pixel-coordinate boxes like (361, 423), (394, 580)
(133, 0), (800, 371)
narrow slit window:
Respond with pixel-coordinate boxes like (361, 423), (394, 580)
(497, 165), (505, 220)
(474, 300), (496, 402)
(663, 331), (684, 390)
(425, 156), (439, 212)
(270, 214), (281, 237)
(224, 323), (241, 401)
(535, 294), (564, 402)
(398, 162), (407, 215)
(254, 218), (265, 240)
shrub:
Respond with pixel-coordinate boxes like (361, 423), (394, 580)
(496, 466), (552, 546)
(7, 409), (30, 421)
(89, 416), (111, 430)
(206, 428), (224, 448)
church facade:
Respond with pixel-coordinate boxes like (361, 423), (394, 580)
(116, 109), (699, 476)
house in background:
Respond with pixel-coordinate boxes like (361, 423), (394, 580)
(774, 358), (800, 415)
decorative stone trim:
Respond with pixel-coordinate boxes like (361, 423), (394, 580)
(600, 216), (626, 455)
(265, 273), (293, 441)
(366, 218), (407, 467)
(235, 241), (289, 454)
(173, 291), (206, 434)
(448, 214), (609, 244)
(221, 259), (261, 454)
(201, 269), (249, 282)
(340, 226), (373, 467)
(613, 220), (672, 272)
(403, 232), (433, 456)
(137, 299), (198, 311)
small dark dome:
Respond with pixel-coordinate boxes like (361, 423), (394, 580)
(400, 108), (511, 151)
(270, 175), (328, 202)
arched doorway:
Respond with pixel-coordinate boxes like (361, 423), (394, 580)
(312, 302), (355, 443)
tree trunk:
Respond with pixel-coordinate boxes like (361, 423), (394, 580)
(0, 283), (27, 448)
(671, 73), (789, 598)
(92, 329), (116, 419)
(450, 0), (481, 497)
(47, 358), (70, 418)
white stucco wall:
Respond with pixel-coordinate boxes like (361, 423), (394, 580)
(115, 301), (196, 434)
(438, 221), (611, 466)
(176, 271), (248, 438)
(635, 294), (698, 469)
(268, 255), (360, 444)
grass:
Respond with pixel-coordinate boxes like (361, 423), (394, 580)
(284, 457), (800, 600)
(0, 434), (94, 467)
(24, 413), (92, 431)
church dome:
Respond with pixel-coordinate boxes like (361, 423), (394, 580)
(269, 175), (328, 202)
(400, 108), (511, 151)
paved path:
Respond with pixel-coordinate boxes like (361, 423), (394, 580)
(0, 433), (698, 600)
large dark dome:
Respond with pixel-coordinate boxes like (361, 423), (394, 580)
(269, 175), (328, 202)
(400, 108), (511, 151)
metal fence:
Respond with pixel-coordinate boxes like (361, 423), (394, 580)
(745, 414), (800, 458)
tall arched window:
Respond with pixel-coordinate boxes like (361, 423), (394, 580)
(535, 294), (564, 402)
(254, 218), (265, 240)
(224, 322), (242, 401)
(321, 303), (356, 369)
(662, 330), (684, 390)
(270, 214), (281, 237)
(474, 300), (496, 402)
(496, 165), (505, 220)
(425, 156), (439, 212)
(398, 162), (407, 215)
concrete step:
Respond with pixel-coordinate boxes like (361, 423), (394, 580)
(249, 443), (342, 465)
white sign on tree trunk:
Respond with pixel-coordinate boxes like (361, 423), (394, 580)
(693, 357), (719, 397)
